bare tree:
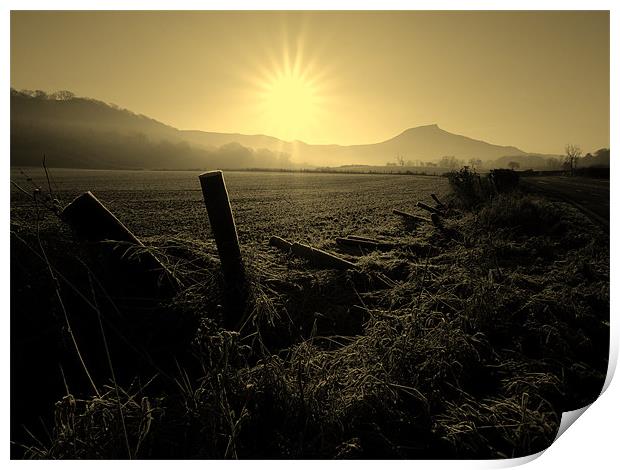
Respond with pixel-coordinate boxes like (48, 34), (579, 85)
(564, 144), (582, 176)
(439, 155), (462, 170)
(396, 154), (405, 167)
(507, 161), (520, 170)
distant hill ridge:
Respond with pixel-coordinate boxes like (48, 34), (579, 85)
(11, 89), (571, 170)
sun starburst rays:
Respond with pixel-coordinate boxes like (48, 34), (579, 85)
(244, 37), (328, 143)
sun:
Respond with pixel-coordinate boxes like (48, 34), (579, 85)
(251, 45), (327, 142)
(262, 71), (318, 137)
(258, 69), (321, 142)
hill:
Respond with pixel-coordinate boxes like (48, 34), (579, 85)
(179, 124), (532, 167)
(346, 124), (527, 164)
(11, 89), (569, 170)
(10, 90), (291, 170)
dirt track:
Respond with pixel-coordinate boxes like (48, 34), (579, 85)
(522, 176), (609, 229)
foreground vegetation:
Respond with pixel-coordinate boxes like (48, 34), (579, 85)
(11, 170), (608, 459)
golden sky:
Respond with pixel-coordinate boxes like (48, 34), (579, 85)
(11, 10), (609, 154)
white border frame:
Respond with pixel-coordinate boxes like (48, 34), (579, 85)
(3, 2), (617, 468)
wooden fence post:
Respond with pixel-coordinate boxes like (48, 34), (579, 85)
(61, 191), (178, 295)
(431, 193), (447, 210)
(431, 213), (443, 229)
(199, 171), (246, 325)
(62, 191), (143, 244)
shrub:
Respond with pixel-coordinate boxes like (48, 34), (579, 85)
(489, 169), (519, 193)
(447, 166), (491, 208)
(448, 167), (522, 209)
(478, 193), (562, 236)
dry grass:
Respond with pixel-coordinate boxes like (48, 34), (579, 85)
(10, 171), (608, 459)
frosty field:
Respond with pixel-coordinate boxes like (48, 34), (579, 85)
(10, 167), (609, 459)
(11, 168), (451, 251)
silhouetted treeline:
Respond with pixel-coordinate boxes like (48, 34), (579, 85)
(482, 150), (609, 171)
(581, 148), (610, 167)
(10, 89), (292, 170)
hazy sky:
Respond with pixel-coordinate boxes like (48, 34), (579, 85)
(11, 11), (609, 154)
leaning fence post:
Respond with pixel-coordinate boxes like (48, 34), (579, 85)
(61, 191), (178, 295)
(61, 191), (143, 244)
(199, 171), (246, 325)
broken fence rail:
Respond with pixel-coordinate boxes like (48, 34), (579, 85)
(269, 236), (357, 270)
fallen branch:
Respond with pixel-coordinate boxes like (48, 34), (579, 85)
(393, 209), (431, 224)
(335, 237), (394, 251)
(416, 201), (444, 216)
(347, 235), (382, 243)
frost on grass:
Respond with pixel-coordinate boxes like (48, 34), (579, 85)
(11, 173), (608, 459)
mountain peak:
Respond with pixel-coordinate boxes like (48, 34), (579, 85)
(400, 124), (442, 134)
(390, 124), (444, 140)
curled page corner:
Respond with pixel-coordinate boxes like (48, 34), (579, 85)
(602, 348), (617, 395)
(489, 404), (593, 469)
(550, 339), (617, 445)
(555, 404), (591, 442)
(553, 345), (618, 443)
